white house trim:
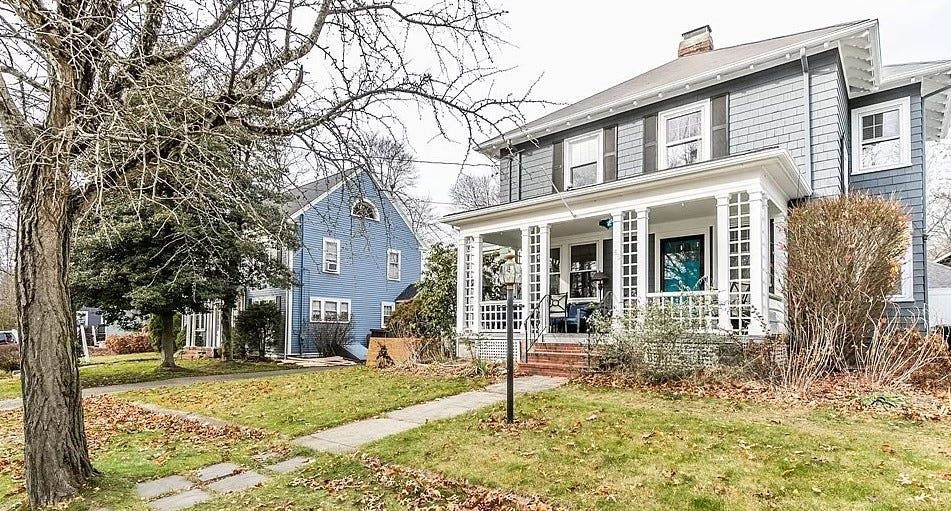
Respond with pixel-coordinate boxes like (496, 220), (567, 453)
(850, 97), (912, 174)
(322, 237), (340, 274)
(657, 98), (712, 170)
(563, 130), (604, 190)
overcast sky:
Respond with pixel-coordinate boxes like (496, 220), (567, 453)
(407, 0), (951, 215)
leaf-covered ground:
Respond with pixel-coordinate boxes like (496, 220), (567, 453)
(361, 384), (951, 511)
(0, 395), (285, 510)
(0, 352), (285, 399)
(120, 366), (489, 436)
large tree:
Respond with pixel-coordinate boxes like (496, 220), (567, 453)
(0, 1), (531, 506)
(450, 171), (500, 210)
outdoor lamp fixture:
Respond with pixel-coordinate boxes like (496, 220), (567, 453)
(598, 218), (613, 230)
(501, 250), (520, 423)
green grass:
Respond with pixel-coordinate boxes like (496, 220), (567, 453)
(362, 384), (951, 511)
(121, 366), (488, 436)
(0, 352), (284, 399)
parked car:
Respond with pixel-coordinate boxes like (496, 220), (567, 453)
(0, 330), (18, 345)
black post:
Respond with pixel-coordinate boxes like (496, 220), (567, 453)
(506, 284), (514, 423)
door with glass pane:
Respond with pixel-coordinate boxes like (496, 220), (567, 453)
(660, 235), (704, 292)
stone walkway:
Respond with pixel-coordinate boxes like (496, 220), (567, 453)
(0, 365), (340, 411)
(136, 457), (312, 511)
(293, 375), (566, 453)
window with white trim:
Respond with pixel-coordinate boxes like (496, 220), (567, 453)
(323, 237), (340, 273)
(851, 97), (911, 174)
(564, 131), (602, 189)
(387, 249), (401, 281)
(350, 199), (379, 220)
(310, 297), (351, 322)
(381, 302), (395, 328)
(892, 230), (914, 302)
(658, 99), (711, 169)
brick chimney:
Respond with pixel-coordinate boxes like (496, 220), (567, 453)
(678, 25), (714, 57)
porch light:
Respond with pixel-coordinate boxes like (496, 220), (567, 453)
(598, 218), (613, 230)
(501, 250), (520, 288)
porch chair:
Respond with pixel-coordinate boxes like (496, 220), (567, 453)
(548, 293), (568, 332)
(565, 303), (591, 333)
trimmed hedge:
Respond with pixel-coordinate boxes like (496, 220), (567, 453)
(0, 344), (18, 372)
(105, 333), (154, 355)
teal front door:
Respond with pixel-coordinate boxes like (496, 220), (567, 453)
(660, 235), (704, 292)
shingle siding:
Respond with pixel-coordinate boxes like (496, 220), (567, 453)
(849, 85), (927, 316)
(617, 118), (644, 178)
(265, 172), (421, 356)
(729, 65), (807, 171)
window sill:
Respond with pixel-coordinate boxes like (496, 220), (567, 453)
(888, 294), (914, 303)
(851, 161), (912, 175)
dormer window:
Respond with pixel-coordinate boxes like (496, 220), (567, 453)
(564, 131), (602, 189)
(851, 97), (911, 174)
(351, 199), (379, 220)
(658, 99), (711, 170)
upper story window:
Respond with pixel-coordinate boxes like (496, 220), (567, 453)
(323, 237), (340, 274)
(564, 131), (602, 189)
(351, 199), (379, 220)
(851, 97), (911, 174)
(658, 99), (711, 170)
(387, 249), (401, 281)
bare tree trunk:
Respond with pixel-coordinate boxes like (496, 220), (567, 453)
(17, 156), (96, 508)
(158, 313), (178, 368)
(220, 295), (235, 361)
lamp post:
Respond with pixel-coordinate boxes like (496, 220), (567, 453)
(501, 249), (521, 423)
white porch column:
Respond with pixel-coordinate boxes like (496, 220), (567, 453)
(715, 193), (732, 331)
(520, 226), (531, 313)
(611, 211), (623, 315)
(455, 233), (467, 333)
(748, 189), (769, 336)
(635, 207), (649, 306)
(539, 224), (551, 324)
(471, 235), (483, 332)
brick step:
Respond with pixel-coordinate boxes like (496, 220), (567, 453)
(526, 351), (594, 367)
(518, 362), (585, 378)
(531, 342), (586, 353)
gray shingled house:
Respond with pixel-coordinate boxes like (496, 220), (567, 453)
(441, 20), (950, 369)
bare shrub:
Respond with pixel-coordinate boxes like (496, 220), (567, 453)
(784, 195), (910, 387)
(0, 344), (19, 372)
(105, 333), (154, 355)
(305, 321), (354, 357)
(856, 314), (950, 386)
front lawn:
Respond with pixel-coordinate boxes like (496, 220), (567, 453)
(362, 384), (951, 511)
(0, 352), (284, 400)
(121, 366), (488, 436)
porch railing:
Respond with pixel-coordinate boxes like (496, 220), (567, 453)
(645, 290), (719, 331)
(479, 300), (525, 332)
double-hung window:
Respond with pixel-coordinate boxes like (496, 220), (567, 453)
(658, 99), (711, 169)
(564, 132), (601, 189)
(387, 249), (401, 281)
(851, 97), (911, 173)
(381, 302), (395, 327)
(892, 227), (914, 302)
(310, 297), (351, 322)
(568, 243), (597, 300)
(549, 248), (561, 294)
(323, 238), (340, 273)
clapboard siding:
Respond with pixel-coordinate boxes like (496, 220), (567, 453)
(273, 171), (421, 356)
(809, 54), (847, 196)
(849, 85), (927, 315)
(617, 118), (644, 178)
(729, 65), (807, 171)
(520, 145), (554, 199)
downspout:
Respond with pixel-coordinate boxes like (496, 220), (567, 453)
(296, 223), (305, 356)
(800, 48), (813, 189)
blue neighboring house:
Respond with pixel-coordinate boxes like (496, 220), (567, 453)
(242, 169), (423, 360)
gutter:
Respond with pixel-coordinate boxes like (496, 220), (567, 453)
(800, 48), (814, 186)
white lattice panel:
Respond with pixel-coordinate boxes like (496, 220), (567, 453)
(728, 192), (752, 334)
(621, 210), (638, 312)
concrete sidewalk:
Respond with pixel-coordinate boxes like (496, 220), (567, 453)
(293, 375), (566, 453)
(0, 365), (340, 412)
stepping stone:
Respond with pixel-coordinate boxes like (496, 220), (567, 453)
(206, 471), (269, 493)
(149, 489), (211, 511)
(265, 456), (312, 474)
(196, 462), (241, 482)
(135, 475), (192, 500)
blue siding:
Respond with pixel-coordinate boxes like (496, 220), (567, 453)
(849, 85), (928, 317)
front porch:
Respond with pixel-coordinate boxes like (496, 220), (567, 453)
(447, 150), (805, 358)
